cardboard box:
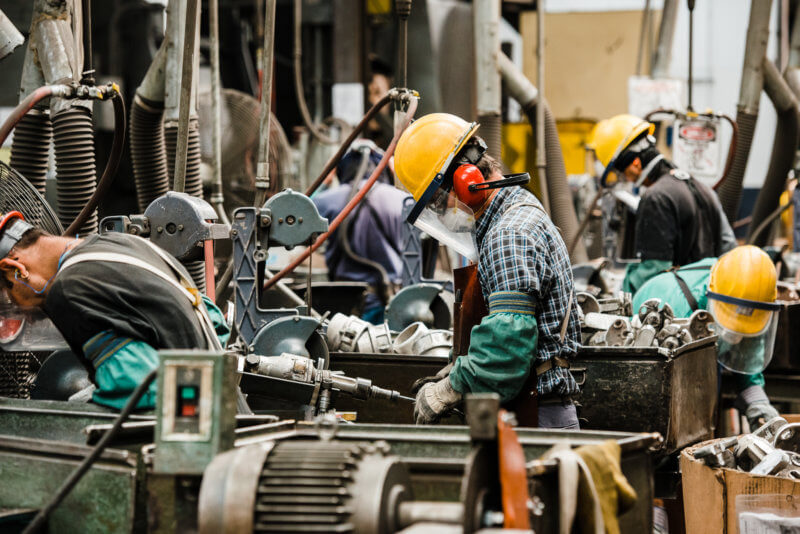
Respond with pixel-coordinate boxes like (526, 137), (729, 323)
(681, 439), (800, 533)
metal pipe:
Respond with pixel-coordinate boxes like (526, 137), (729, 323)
(790, 1), (800, 68)
(80, 0), (94, 83)
(650, 0), (679, 78)
(396, 502), (464, 529)
(635, 0), (652, 76)
(396, 1), (412, 88)
(536, 0), (550, 214)
(474, 0), (502, 161)
(264, 95), (418, 291)
(208, 0), (228, 224)
(717, 0), (773, 222)
(687, 0), (695, 110)
(0, 85), (71, 148)
(256, 0), (278, 206)
(172, 0), (200, 194)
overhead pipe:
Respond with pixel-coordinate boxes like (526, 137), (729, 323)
(473, 0), (502, 161)
(172, 0), (200, 194)
(207, 0), (228, 225)
(717, 0), (773, 223)
(747, 59), (799, 246)
(650, 0), (679, 78)
(0, 9), (24, 60)
(497, 52), (588, 263)
(536, 0), (550, 215)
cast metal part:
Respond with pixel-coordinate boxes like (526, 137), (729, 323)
(251, 314), (329, 366)
(604, 318), (632, 347)
(734, 434), (775, 472)
(686, 309), (714, 340)
(773, 422), (800, 453)
(262, 188), (328, 248)
(411, 329), (453, 357)
(753, 416), (789, 443)
(197, 439), (413, 534)
(385, 284), (451, 331)
(144, 191), (229, 261)
(392, 322), (429, 354)
(693, 436), (738, 468)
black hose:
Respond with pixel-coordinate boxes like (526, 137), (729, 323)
(130, 95), (169, 212)
(747, 200), (793, 246)
(81, 0), (94, 84)
(717, 110), (758, 223)
(747, 109), (798, 246)
(65, 92), (127, 236)
(52, 106), (98, 234)
(22, 369), (158, 534)
(10, 111), (52, 195)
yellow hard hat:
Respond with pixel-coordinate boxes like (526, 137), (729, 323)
(394, 113), (479, 202)
(590, 114), (655, 169)
(707, 245), (779, 335)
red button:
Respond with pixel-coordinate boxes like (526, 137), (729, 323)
(181, 404), (197, 417)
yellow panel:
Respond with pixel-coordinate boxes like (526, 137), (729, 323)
(366, 0), (392, 16)
(556, 119), (596, 175)
(501, 123), (540, 198)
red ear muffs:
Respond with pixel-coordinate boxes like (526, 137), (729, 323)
(453, 164), (488, 209)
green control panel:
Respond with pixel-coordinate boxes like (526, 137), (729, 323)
(154, 351), (237, 475)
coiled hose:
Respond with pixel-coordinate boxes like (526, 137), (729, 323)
(52, 107), (98, 234)
(477, 112), (503, 162)
(717, 110), (758, 223)
(264, 96), (418, 292)
(10, 111), (52, 195)
(165, 118), (206, 292)
(130, 95), (169, 212)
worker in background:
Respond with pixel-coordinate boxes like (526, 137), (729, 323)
(0, 212), (229, 410)
(591, 114), (736, 293)
(633, 245), (781, 429)
(394, 113), (581, 428)
(313, 140), (410, 324)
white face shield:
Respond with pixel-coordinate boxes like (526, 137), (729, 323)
(707, 291), (781, 374)
(412, 188), (478, 262)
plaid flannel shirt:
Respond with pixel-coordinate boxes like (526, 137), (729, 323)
(475, 187), (580, 396)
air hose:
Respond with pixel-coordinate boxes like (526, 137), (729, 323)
(53, 106), (98, 234)
(130, 96), (169, 212)
(10, 111), (52, 195)
(64, 91), (126, 236)
(263, 96), (418, 292)
(0, 85), (71, 148)
(304, 93), (393, 197)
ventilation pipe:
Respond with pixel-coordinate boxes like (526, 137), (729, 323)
(650, 0), (679, 78)
(0, 9), (24, 60)
(748, 59), (800, 246)
(473, 0), (502, 161)
(497, 52), (588, 263)
(717, 0), (773, 223)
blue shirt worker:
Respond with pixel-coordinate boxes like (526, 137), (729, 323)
(633, 246), (781, 429)
(313, 141), (410, 324)
(0, 211), (229, 410)
(393, 113), (581, 429)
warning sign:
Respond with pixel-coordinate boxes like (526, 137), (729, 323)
(672, 117), (721, 187)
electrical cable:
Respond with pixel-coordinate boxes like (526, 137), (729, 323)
(293, 0), (337, 145)
(264, 96), (418, 292)
(22, 369), (158, 534)
(0, 85), (71, 148)
(304, 93), (393, 197)
(64, 90), (126, 236)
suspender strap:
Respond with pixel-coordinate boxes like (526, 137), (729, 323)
(671, 271), (699, 312)
(535, 356), (571, 376)
(60, 250), (221, 350)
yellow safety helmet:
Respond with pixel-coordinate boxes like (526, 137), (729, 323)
(590, 114), (655, 177)
(707, 245), (780, 335)
(394, 113), (479, 203)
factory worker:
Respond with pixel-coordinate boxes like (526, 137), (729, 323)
(393, 113), (581, 428)
(591, 114), (735, 294)
(313, 140), (411, 324)
(0, 212), (229, 410)
(633, 245), (781, 429)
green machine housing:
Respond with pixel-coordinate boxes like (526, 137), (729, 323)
(154, 351), (238, 474)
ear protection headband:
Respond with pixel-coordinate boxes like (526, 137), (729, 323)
(0, 212), (32, 261)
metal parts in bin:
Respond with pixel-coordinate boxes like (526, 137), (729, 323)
(575, 337), (718, 454)
(693, 417), (800, 479)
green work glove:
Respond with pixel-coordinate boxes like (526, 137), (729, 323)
(736, 385), (780, 430)
(414, 377), (462, 425)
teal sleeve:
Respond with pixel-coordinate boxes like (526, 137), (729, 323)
(449, 312), (539, 403)
(202, 295), (231, 347)
(622, 259), (672, 294)
(91, 339), (159, 410)
(733, 371), (766, 390)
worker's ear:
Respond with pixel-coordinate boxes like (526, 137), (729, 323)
(0, 258), (27, 278)
(631, 158), (642, 172)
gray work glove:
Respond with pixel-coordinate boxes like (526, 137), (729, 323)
(414, 377), (462, 425)
(736, 385), (780, 430)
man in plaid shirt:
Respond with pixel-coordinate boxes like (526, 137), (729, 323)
(393, 113), (580, 428)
